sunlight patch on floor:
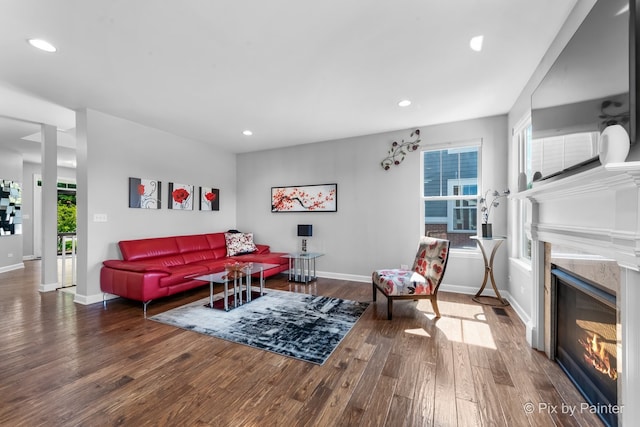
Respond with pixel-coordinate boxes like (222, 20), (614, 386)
(415, 299), (497, 349)
(404, 328), (431, 338)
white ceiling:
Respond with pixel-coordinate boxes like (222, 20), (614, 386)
(0, 0), (577, 161)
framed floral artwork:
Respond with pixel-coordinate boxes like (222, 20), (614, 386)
(129, 177), (161, 209)
(271, 183), (337, 212)
(168, 182), (193, 210)
(199, 187), (220, 211)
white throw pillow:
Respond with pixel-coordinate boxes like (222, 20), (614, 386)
(225, 232), (258, 256)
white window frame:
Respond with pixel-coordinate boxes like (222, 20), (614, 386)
(421, 139), (482, 250)
(514, 115), (532, 262)
(447, 178), (478, 232)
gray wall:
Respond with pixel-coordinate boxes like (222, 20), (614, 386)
(74, 109), (237, 303)
(0, 148), (23, 271)
(237, 115), (509, 292)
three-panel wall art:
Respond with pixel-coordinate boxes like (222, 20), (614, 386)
(128, 177), (219, 211)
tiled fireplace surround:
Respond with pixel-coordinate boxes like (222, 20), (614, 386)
(522, 161), (640, 425)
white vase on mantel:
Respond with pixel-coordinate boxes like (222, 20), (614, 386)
(599, 124), (630, 165)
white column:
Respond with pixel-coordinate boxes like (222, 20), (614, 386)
(74, 109), (88, 302)
(619, 268), (640, 425)
(527, 198), (545, 350)
(39, 124), (58, 292)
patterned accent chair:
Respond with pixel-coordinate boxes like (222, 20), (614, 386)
(372, 237), (450, 320)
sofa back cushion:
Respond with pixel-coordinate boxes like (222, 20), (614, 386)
(205, 233), (227, 259)
(175, 234), (216, 264)
(119, 237), (180, 262)
(175, 234), (210, 253)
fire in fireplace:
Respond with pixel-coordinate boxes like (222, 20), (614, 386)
(579, 331), (618, 381)
(552, 267), (618, 427)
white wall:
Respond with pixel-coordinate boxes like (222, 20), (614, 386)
(237, 115), (509, 291)
(74, 109), (237, 304)
(0, 148), (23, 272)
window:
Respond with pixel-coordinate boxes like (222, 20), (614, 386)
(448, 179), (478, 232)
(422, 143), (479, 249)
(515, 118), (532, 260)
(529, 131), (599, 179)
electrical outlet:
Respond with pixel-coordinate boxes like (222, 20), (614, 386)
(400, 264), (409, 270)
(7, 253), (14, 258)
(521, 285), (525, 294)
(93, 213), (108, 222)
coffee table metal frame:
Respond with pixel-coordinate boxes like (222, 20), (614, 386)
(195, 263), (278, 311)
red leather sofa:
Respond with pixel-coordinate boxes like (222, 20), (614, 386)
(100, 232), (288, 311)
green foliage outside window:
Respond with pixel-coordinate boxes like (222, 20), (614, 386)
(57, 192), (76, 253)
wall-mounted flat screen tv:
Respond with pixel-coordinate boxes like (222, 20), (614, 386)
(531, 0), (635, 181)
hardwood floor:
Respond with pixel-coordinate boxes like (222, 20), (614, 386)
(0, 260), (603, 426)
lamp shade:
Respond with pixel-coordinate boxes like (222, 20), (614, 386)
(297, 224), (313, 237)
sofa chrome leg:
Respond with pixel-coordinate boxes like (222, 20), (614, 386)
(143, 300), (152, 318)
(102, 293), (107, 309)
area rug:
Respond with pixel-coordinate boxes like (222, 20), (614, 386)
(149, 289), (369, 365)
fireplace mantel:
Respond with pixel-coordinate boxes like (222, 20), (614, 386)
(515, 161), (640, 425)
(521, 161), (640, 270)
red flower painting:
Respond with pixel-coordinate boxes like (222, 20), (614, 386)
(129, 177), (160, 209)
(199, 187), (220, 211)
(172, 188), (190, 204)
(169, 183), (193, 210)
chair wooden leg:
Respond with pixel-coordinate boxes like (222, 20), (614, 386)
(372, 282), (377, 301)
(431, 297), (441, 318)
(387, 297), (393, 320)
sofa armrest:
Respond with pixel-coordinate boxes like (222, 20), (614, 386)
(102, 260), (171, 274)
(255, 244), (270, 254)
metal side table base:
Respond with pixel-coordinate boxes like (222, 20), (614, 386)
(471, 236), (509, 307)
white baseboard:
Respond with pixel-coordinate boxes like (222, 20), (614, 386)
(440, 283), (531, 327)
(0, 262), (25, 274)
(22, 255), (37, 261)
(439, 283), (496, 297)
(317, 271), (370, 283)
(506, 292), (531, 327)
(39, 282), (59, 292)
(74, 292), (116, 306)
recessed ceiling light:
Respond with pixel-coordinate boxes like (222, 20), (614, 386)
(470, 35), (484, 52)
(242, 130), (253, 136)
(398, 100), (411, 107)
(27, 38), (57, 53)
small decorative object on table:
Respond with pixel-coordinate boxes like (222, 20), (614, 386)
(479, 188), (510, 237)
(224, 262), (252, 280)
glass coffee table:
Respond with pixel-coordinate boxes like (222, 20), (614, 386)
(194, 262), (279, 311)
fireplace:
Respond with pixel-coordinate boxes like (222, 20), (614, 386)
(552, 267), (618, 427)
(518, 162), (640, 426)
